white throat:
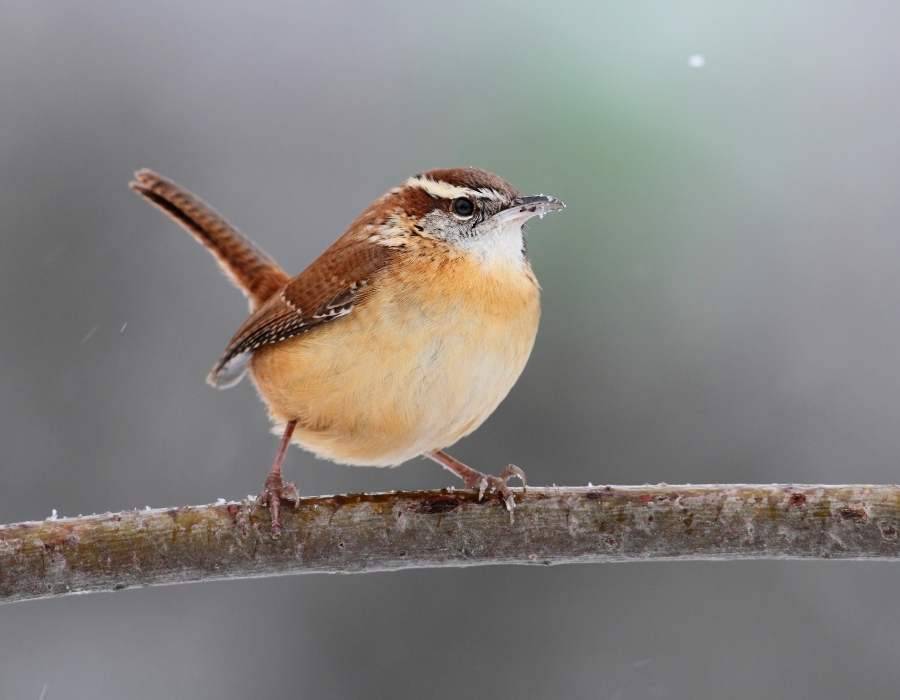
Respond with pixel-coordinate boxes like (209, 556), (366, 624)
(459, 220), (526, 268)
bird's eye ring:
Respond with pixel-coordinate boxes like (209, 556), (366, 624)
(451, 197), (475, 218)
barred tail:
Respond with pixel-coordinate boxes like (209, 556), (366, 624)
(130, 169), (289, 308)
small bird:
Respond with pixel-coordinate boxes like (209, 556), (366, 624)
(130, 167), (564, 529)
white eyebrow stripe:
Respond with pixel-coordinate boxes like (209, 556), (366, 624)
(406, 176), (506, 202)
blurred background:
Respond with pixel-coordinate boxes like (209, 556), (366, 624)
(2, 1), (899, 697)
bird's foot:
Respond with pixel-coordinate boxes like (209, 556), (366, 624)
(425, 450), (527, 513)
(258, 471), (300, 534)
(461, 464), (527, 511)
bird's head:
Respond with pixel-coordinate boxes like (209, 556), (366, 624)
(369, 167), (565, 266)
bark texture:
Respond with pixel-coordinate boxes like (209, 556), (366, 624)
(2, 484), (899, 604)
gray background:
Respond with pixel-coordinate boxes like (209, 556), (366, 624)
(2, 1), (899, 698)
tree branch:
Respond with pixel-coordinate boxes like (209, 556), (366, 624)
(2, 484), (899, 604)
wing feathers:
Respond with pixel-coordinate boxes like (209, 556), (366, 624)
(207, 242), (392, 387)
(130, 168), (396, 389)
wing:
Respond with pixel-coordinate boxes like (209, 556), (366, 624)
(207, 239), (393, 388)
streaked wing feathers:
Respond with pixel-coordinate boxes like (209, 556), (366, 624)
(207, 241), (392, 387)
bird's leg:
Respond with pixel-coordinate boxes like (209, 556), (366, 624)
(258, 420), (299, 533)
(425, 449), (526, 511)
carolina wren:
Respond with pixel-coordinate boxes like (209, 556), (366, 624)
(130, 167), (564, 529)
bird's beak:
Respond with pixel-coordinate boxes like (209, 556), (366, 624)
(491, 194), (566, 226)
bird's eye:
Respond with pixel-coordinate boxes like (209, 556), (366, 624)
(451, 197), (475, 218)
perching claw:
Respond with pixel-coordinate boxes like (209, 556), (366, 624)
(426, 450), (527, 511)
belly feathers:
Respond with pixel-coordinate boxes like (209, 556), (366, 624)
(249, 267), (540, 466)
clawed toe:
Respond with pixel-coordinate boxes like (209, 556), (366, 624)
(499, 464), (527, 489)
(279, 480), (300, 506)
(426, 450), (528, 514)
(465, 464), (527, 511)
(258, 471), (300, 534)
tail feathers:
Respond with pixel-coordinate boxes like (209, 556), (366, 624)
(130, 169), (290, 309)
